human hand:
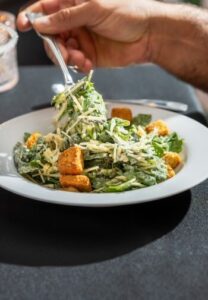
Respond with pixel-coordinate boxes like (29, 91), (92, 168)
(17, 0), (162, 72)
(18, 0), (208, 90)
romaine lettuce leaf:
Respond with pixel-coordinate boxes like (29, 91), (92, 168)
(132, 114), (152, 127)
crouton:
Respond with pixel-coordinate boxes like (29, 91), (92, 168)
(111, 107), (133, 122)
(58, 146), (84, 175)
(167, 165), (175, 179)
(60, 175), (92, 192)
(63, 187), (79, 192)
(163, 152), (182, 169)
(25, 132), (41, 149)
(146, 120), (170, 136)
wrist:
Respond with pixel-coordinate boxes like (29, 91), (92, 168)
(148, 3), (204, 63)
(133, 1), (188, 64)
(147, 2), (208, 90)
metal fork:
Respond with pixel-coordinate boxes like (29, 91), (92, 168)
(26, 12), (74, 86)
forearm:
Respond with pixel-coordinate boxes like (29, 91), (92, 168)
(149, 3), (208, 91)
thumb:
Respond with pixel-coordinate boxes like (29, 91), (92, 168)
(33, 2), (91, 34)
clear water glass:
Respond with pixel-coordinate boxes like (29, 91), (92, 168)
(0, 11), (16, 29)
(0, 23), (18, 93)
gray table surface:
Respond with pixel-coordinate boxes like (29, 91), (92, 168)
(0, 65), (207, 300)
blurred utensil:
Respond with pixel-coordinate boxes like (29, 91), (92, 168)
(110, 99), (188, 112)
(26, 12), (75, 86)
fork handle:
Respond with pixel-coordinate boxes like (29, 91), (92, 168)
(26, 12), (74, 86)
(45, 37), (74, 85)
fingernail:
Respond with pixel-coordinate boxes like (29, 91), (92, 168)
(17, 13), (31, 31)
(22, 15), (29, 26)
(34, 16), (51, 27)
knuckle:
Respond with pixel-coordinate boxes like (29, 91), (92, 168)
(56, 8), (72, 24)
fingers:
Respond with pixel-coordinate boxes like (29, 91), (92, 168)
(66, 38), (79, 49)
(17, 0), (62, 31)
(67, 49), (85, 69)
(44, 38), (68, 65)
(44, 38), (93, 73)
(66, 28), (96, 72)
(33, 2), (91, 34)
(70, 28), (96, 66)
(67, 49), (93, 73)
(83, 59), (93, 73)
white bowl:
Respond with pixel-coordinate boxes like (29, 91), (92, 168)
(0, 103), (207, 207)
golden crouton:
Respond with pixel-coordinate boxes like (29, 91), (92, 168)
(146, 120), (170, 136)
(167, 165), (175, 179)
(63, 187), (79, 193)
(60, 175), (92, 192)
(25, 132), (41, 149)
(111, 107), (133, 122)
(163, 152), (182, 169)
(58, 146), (84, 175)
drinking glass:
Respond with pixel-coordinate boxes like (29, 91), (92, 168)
(0, 23), (19, 93)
